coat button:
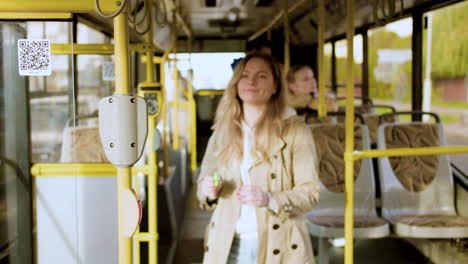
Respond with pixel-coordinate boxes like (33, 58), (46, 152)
(273, 249), (280, 255)
(270, 173), (276, 179)
(211, 222), (214, 227)
(292, 244), (298, 250)
(272, 224), (280, 230)
(204, 245), (209, 252)
(273, 154), (278, 159)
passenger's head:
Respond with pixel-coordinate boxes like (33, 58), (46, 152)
(223, 52), (285, 117)
(213, 53), (286, 160)
(287, 65), (317, 96)
(236, 53), (282, 107)
(245, 39), (273, 55)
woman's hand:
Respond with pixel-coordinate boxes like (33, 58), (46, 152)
(237, 185), (269, 207)
(201, 176), (222, 200)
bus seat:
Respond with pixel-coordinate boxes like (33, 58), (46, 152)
(60, 125), (109, 163)
(305, 123), (389, 264)
(377, 112), (468, 238)
(336, 106), (373, 124)
(304, 110), (336, 124)
(306, 115), (336, 124)
(363, 105), (397, 146)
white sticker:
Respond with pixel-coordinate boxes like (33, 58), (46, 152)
(102, 61), (115, 81)
(17, 39), (51, 76)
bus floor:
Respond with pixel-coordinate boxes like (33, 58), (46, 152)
(171, 186), (433, 264)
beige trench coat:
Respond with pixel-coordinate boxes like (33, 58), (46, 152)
(197, 116), (320, 264)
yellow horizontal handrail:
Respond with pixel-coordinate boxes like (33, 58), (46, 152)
(51, 43), (156, 55)
(353, 146), (468, 160)
(134, 232), (158, 242)
(31, 163), (152, 177)
(52, 44), (114, 55)
(196, 90), (224, 97)
(0, 0), (118, 13)
(0, 12), (72, 19)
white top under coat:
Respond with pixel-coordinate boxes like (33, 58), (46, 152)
(234, 107), (296, 239)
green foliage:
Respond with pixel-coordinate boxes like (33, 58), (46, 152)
(431, 2), (468, 78)
(368, 29), (412, 101)
(440, 114), (460, 123)
(323, 2), (467, 102)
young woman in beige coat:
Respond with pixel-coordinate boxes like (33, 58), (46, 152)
(197, 53), (320, 264)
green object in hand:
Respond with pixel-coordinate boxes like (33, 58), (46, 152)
(213, 171), (219, 187)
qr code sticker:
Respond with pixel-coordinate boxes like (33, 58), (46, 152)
(102, 62), (115, 81)
(17, 39), (51, 76)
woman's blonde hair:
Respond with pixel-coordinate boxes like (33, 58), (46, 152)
(212, 53), (287, 162)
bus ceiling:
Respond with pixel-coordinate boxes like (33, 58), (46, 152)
(1, 0), (462, 51)
(172, 0), (464, 47)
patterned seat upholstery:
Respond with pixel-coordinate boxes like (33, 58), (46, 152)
(306, 123), (389, 241)
(377, 120), (468, 238)
(385, 124), (438, 192)
(364, 114), (396, 145)
(392, 215), (468, 227)
(311, 125), (362, 192)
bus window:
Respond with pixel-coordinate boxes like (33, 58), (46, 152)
(369, 18), (413, 111)
(423, 1), (468, 171)
(27, 22), (74, 163)
(334, 35), (363, 98)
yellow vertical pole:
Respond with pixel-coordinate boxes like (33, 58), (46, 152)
(161, 56), (169, 178)
(188, 69), (197, 172)
(317, 0), (326, 117)
(114, 3), (133, 263)
(344, 0), (355, 263)
(172, 9), (180, 151)
(144, 6), (158, 264)
(283, 0), (290, 75)
(134, 165), (141, 263)
(185, 35), (197, 173)
(173, 58), (180, 150)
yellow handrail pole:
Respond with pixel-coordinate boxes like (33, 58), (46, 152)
(144, 7), (159, 263)
(134, 168), (141, 264)
(317, 0), (326, 118)
(172, 62), (180, 150)
(186, 34), (197, 173)
(283, 0), (290, 75)
(172, 10), (180, 151)
(159, 20), (177, 179)
(161, 57), (170, 178)
(114, 3), (133, 264)
(344, 0), (355, 263)
(0, 0), (118, 13)
(188, 70), (197, 172)
(353, 146), (468, 160)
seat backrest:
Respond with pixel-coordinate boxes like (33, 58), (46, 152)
(305, 115), (336, 124)
(364, 114), (396, 145)
(377, 122), (456, 220)
(308, 123), (378, 217)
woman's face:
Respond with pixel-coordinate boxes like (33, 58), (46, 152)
(290, 67), (317, 95)
(237, 57), (276, 106)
